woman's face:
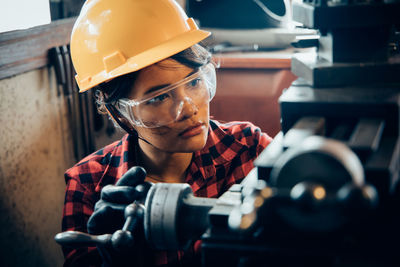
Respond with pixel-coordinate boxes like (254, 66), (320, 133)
(126, 58), (210, 153)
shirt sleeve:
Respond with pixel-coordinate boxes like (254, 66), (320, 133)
(61, 175), (102, 267)
(239, 121), (272, 158)
(255, 126), (273, 155)
(223, 122), (273, 190)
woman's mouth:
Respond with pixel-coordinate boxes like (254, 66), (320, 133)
(179, 123), (206, 138)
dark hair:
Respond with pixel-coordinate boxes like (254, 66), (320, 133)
(95, 43), (212, 115)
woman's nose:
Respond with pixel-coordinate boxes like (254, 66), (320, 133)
(176, 96), (199, 121)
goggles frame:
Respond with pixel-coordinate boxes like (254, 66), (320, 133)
(117, 62), (216, 128)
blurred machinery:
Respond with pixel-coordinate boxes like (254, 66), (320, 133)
(186, 0), (316, 51)
(56, 1), (400, 266)
(186, 0), (289, 29)
(199, 0), (400, 265)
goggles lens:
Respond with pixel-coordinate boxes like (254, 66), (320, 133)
(117, 63), (216, 128)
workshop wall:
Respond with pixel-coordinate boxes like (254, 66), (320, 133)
(0, 67), (71, 266)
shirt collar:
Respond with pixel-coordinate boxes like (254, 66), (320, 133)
(204, 120), (247, 165)
(95, 134), (135, 192)
(188, 120), (248, 189)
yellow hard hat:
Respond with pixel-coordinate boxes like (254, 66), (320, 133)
(71, 0), (211, 92)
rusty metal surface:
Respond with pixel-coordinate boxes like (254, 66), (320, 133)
(0, 67), (74, 266)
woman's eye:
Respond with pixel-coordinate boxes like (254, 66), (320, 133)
(146, 93), (169, 105)
(189, 78), (202, 88)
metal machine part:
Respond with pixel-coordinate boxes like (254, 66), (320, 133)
(144, 183), (217, 250)
(271, 136), (364, 188)
(218, 136), (378, 235)
(55, 202), (145, 255)
(290, 0), (400, 87)
(271, 136), (378, 231)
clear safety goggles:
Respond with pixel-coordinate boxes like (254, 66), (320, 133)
(116, 63), (216, 128)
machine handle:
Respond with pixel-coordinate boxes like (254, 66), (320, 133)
(54, 231), (112, 247)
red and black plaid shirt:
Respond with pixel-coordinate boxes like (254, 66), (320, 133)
(62, 120), (272, 266)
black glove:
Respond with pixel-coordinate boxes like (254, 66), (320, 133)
(87, 166), (152, 267)
(87, 166), (150, 234)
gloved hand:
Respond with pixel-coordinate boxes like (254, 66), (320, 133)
(87, 166), (152, 267)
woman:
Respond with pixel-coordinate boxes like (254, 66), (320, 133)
(62, 0), (272, 266)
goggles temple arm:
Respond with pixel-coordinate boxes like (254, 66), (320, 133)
(105, 104), (152, 145)
(105, 104), (138, 136)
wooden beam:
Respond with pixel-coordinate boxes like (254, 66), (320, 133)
(0, 17), (76, 80)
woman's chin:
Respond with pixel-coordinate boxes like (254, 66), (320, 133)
(173, 132), (208, 153)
